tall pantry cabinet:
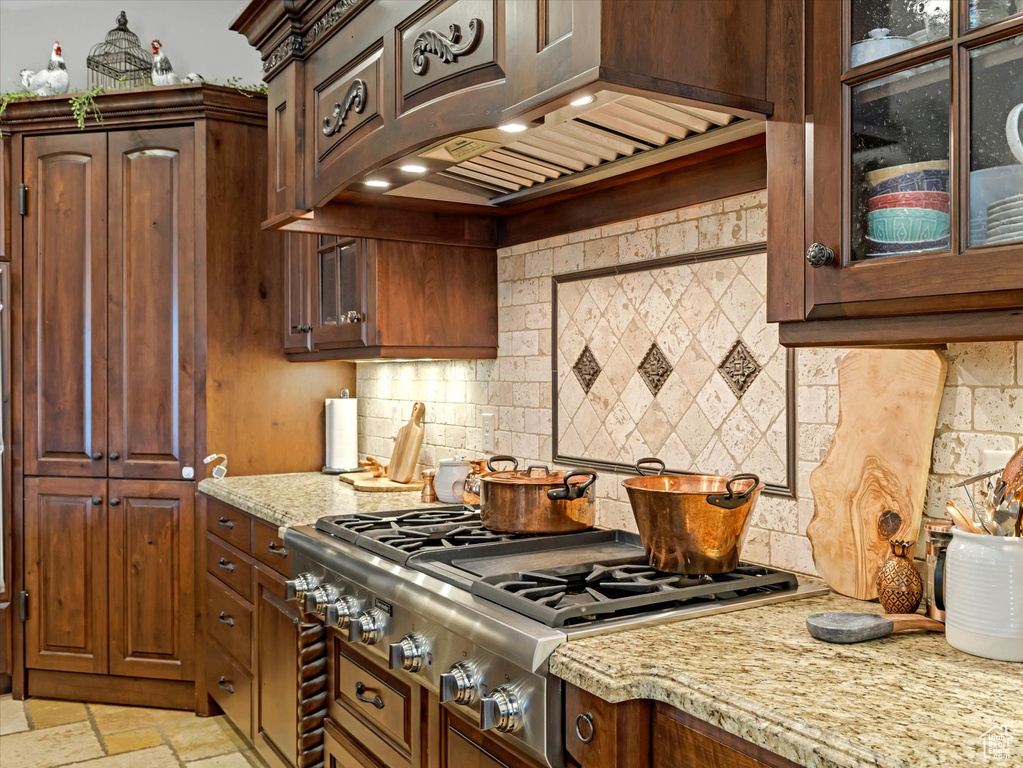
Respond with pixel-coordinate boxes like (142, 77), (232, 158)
(1, 85), (352, 704)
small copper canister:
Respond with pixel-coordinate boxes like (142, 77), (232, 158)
(925, 519), (953, 622)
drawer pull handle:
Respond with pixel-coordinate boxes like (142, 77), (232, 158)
(217, 558), (235, 572)
(217, 612), (235, 627)
(575, 712), (595, 743)
(267, 542), (288, 558)
(355, 681), (384, 709)
(217, 517), (235, 529)
(218, 676), (234, 694)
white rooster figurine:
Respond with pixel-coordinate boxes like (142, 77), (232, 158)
(151, 40), (180, 86)
(20, 41), (70, 96)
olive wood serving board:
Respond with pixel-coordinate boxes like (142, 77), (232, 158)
(807, 349), (947, 600)
(339, 472), (424, 493)
(388, 402), (425, 484)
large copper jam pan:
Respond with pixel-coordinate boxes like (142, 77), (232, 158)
(622, 465), (763, 574)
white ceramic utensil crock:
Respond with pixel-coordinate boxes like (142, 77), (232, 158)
(944, 530), (1023, 662)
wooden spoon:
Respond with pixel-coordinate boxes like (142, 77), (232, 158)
(946, 499), (984, 534)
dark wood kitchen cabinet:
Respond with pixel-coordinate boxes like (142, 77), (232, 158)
(286, 236), (498, 360)
(199, 493), (328, 768)
(3, 85), (353, 704)
(766, 0), (1023, 344)
(565, 685), (798, 768)
(23, 477), (195, 704)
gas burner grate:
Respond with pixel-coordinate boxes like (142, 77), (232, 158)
(315, 506), (479, 544)
(374, 523), (512, 554)
(474, 559), (799, 627)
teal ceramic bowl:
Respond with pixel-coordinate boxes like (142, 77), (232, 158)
(867, 208), (950, 243)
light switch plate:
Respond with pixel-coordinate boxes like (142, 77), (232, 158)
(982, 449), (1013, 473)
(482, 412), (495, 452)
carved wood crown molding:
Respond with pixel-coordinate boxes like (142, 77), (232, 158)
(322, 79), (367, 136)
(262, 0), (363, 74)
(411, 19), (483, 75)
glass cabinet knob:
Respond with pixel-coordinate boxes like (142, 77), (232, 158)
(806, 243), (835, 268)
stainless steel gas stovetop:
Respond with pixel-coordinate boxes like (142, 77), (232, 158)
(283, 505), (827, 768)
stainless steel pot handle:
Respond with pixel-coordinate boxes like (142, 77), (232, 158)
(707, 473), (760, 510)
(486, 455), (519, 472)
(635, 457), (666, 476)
(548, 471), (597, 501)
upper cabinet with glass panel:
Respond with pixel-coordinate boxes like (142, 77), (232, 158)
(767, 0), (1023, 343)
(850, 1), (950, 69)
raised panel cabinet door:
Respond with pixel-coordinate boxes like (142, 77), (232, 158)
(24, 477), (108, 674)
(23, 133), (108, 477)
(107, 127), (196, 480)
(107, 479), (195, 680)
(284, 234), (314, 353)
(254, 567), (301, 768)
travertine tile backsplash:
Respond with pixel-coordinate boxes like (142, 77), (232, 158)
(357, 191), (1022, 575)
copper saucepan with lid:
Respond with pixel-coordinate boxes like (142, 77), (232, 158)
(623, 457), (763, 574)
(480, 464), (597, 534)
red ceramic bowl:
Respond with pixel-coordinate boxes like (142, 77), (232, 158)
(868, 191), (950, 213)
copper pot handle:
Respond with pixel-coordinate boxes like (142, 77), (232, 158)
(706, 473), (760, 510)
(635, 457), (666, 476)
(548, 471), (597, 501)
(486, 455), (519, 472)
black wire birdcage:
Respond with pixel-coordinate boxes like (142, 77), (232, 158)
(86, 11), (152, 89)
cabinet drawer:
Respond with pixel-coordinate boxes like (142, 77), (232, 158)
(333, 641), (412, 761)
(252, 520), (291, 576)
(205, 533), (253, 602)
(206, 639), (252, 741)
(565, 684), (650, 768)
(206, 499), (251, 552)
(205, 574), (252, 669)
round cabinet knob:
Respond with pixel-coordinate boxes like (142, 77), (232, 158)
(90, 451), (102, 461)
(324, 595), (361, 630)
(303, 584), (339, 617)
(349, 608), (386, 645)
(90, 497), (103, 506)
(109, 452), (120, 461)
(480, 687), (523, 733)
(439, 661), (478, 705)
(806, 242), (835, 268)
(109, 498), (120, 506)
(284, 572), (320, 602)
(388, 633), (426, 673)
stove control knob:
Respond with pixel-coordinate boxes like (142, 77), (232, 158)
(284, 573), (319, 602)
(303, 584), (339, 617)
(349, 608), (386, 645)
(439, 662), (478, 705)
(324, 595), (360, 630)
(388, 633), (426, 673)
(480, 686), (523, 733)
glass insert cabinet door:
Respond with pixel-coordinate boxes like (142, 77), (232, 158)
(808, 0), (1023, 318)
(312, 235), (369, 347)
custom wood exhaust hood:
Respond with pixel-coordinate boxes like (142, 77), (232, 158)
(233, 0), (775, 245)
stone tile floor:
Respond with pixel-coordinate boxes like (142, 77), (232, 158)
(0, 695), (264, 767)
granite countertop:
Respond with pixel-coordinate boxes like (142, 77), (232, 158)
(551, 592), (1022, 768)
(197, 472), (440, 528)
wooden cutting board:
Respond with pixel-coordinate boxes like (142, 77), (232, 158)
(807, 349), (947, 600)
(388, 402), (425, 484)
(339, 472), (424, 493)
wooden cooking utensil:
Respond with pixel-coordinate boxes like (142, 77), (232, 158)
(807, 349), (947, 600)
(945, 499), (984, 534)
(1002, 445), (1023, 494)
(806, 612), (945, 644)
(388, 402), (426, 484)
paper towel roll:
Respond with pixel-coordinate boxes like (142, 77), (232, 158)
(325, 397), (359, 471)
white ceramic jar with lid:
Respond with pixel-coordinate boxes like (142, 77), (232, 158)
(434, 456), (472, 504)
(944, 530), (1023, 662)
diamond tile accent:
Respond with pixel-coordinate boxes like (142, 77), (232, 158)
(718, 338), (761, 399)
(572, 346), (602, 393)
(638, 343), (673, 395)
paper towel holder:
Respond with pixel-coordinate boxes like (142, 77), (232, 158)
(323, 389), (361, 475)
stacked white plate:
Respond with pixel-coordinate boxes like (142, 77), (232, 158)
(985, 192), (1023, 245)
